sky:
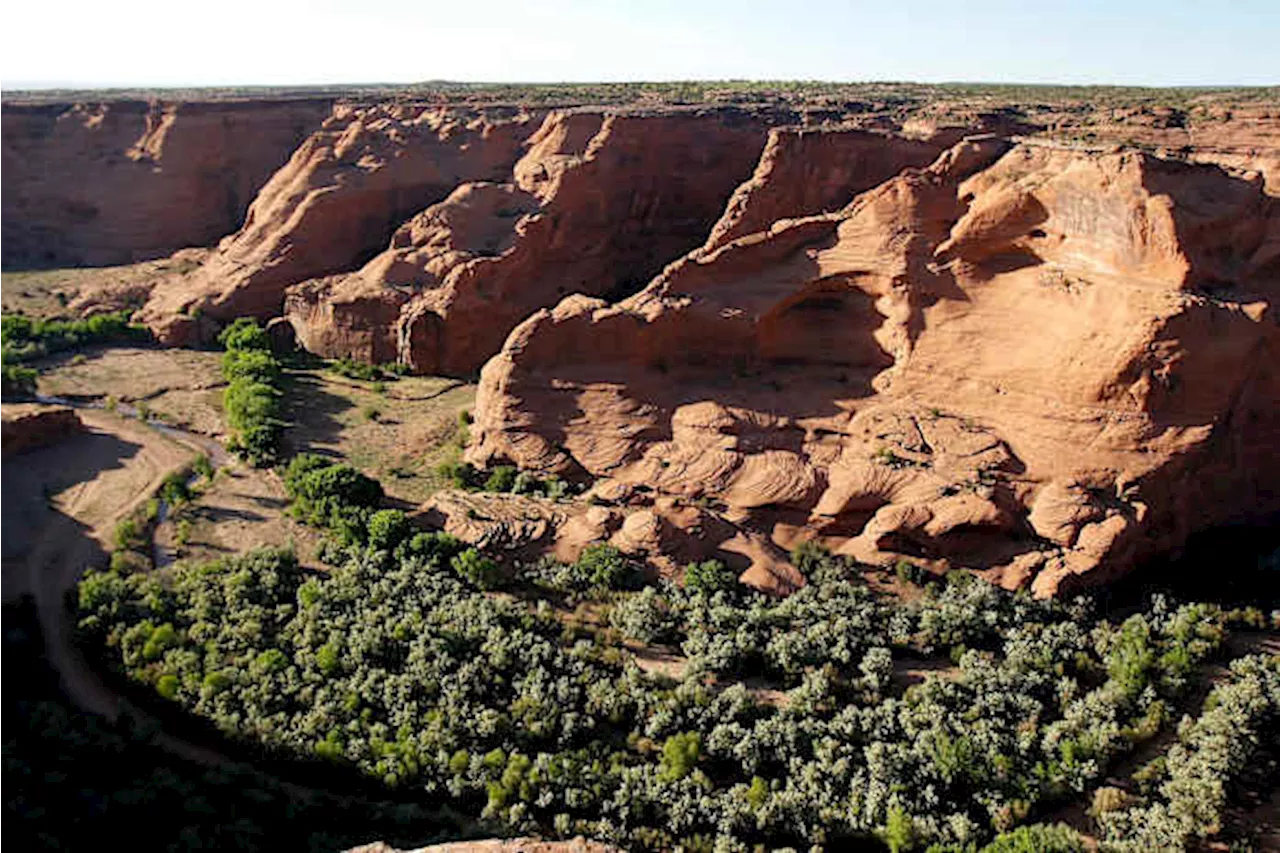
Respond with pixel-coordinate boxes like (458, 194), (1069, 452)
(3, 0), (1277, 89)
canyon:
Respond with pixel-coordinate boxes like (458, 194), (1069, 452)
(4, 86), (1278, 594)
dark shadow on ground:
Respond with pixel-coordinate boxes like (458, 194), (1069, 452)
(279, 369), (354, 459)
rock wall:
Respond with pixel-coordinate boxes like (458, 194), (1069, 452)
(2, 99), (333, 268)
(139, 103), (544, 345)
(9, 91), (1277, 592)
(467, 138), (1280, 595)
(1, 404), (84, 455)
(285, 108), (780, 374)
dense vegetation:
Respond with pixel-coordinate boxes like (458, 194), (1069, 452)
(3, 599), (475, 852)
(219, 319), (285, 465)
(77, 534), (1279, 851)
(0, 310), (148, 397)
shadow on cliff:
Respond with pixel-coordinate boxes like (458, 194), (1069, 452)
(1095, 517), (1280, 612)
(1140, 157), (1277, 293)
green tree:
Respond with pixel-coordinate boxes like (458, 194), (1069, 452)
(659, 731), (701, 782)
(451, 549), (501, 591)
(881, 805), (916, 853)
(683, 559), (736, 595)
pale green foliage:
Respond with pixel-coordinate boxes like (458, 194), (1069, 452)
(76, 538), (1258, 852)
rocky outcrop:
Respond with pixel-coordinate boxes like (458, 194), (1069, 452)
(348, 838), (619, 853)
(1, 404), (83, 455)
(283, 108), (778, 374)
(468, 139), (1280, 595)
(2, 99), (332, 268)
(138, 104), (544, 344)
(703, 126), (944, 252)
(420, 487), (803, 594)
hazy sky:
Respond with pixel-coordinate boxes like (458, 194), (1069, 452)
(4, 0), (1277, 89)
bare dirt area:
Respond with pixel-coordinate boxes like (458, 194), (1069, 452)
(282, 369), (475, 505)
(1, 252), (207, 319)
(38, 346), (226, 435)
(1, 408), (197, 716)
(155, 465), (326, 570)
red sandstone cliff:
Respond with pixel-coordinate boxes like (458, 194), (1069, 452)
(2, 99), (333, 268)
(7, 89), (1277, 592)
(138, 103), (544, 344)
(284, 108), (780, 374)
(467, 138), (1280, 595)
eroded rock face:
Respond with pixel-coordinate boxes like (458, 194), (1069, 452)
(419, 487), (803, 595)
(284, 108), (779, 374)
(468, 139), (1280, 595)
(703, 126), (945, 252)
(2, 99), (332, 268)
(348, 838), (619, 853)
(1, 404), (84, 455)
(138, 103), (544, 344)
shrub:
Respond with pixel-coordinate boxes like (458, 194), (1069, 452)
(191, 454), (214, 481)
(113, 518), (145, 552)
(683, 559), (736, 595)
(896, 558), (925, 586)
(219, 320), (284, 465)
(396, 531), (466, 565)
(221, 348), (280, 383)
(367, 509), (410, 552)
(158, 472), (191, 506)
(980, 823), (1085, 852)
(790, 540), (831, 574)
(451, 548), (501, 591)
(436, 459), (479, 490)
(217, 318), (271, 352)
(1, 363), (38, 398)
(1090, 786), (1130, 818)
(330, 356), (384, 382)
(483, 465), (517, 493)
(611, 586), (680, 644)
(659, 732), (701, 782)
(573, 544), (634, 590)
(511, 470), (544, 495)
(881, 805), (916, 853)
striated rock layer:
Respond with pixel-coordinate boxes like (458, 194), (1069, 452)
(285, 108), (779, 374)
(139, 103), (544, 345)
(468, 138), (1280, 595)
(2, 99), (333, 268)
(11, 90), (1277, 593)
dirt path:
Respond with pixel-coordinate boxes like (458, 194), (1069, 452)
(2, 409), (231, 764)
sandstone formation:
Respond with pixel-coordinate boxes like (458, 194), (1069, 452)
(420, 487), (803, 593)
(348, 838), (619, 853)
(702, 126), (944, 252)
(284, 108), (778, 374)
(1, 404), (84, 455)
(6, 86), (1278, 593)
(2, 99), (333, 267)
(138, 103), (544, 345)
(468, 138), (1280, 595)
